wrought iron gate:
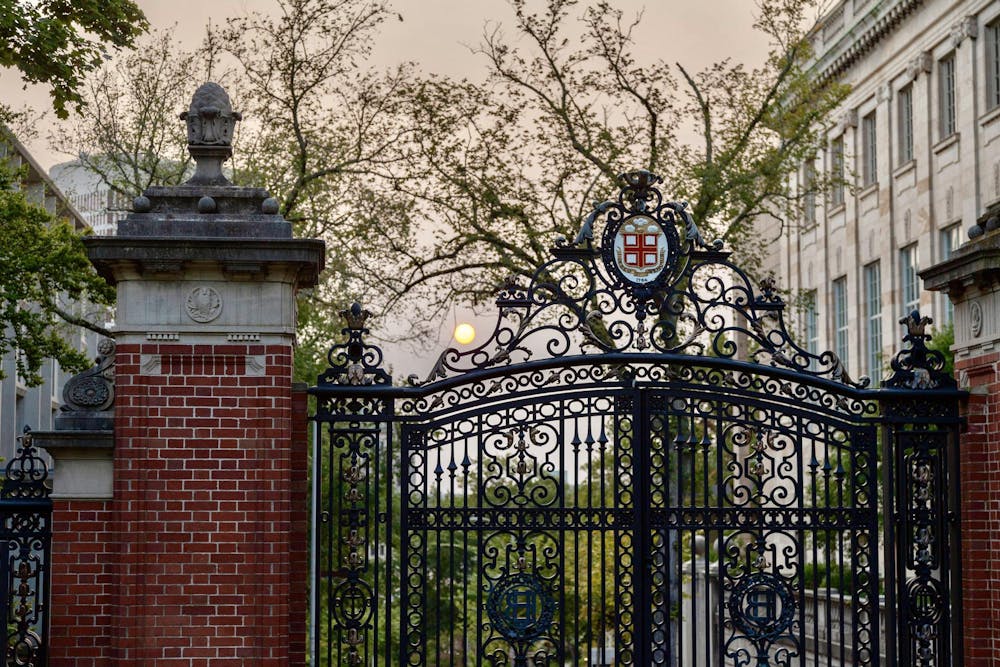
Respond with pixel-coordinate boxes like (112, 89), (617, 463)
(312, 172), (962, 666)
(3, 427), (52, 667)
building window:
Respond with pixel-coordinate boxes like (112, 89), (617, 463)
(939, 54), (956, 138)
(900, 244), (920, 316)
(940, 224), (962, 324)
(898, 85), (913, 165)
(863, 262), (882, 385)
(833, 278), (849, 371)
(987, 19), (1000, 111)
(861, 112), (877, 187)
(830, 136), (845, 207)
(803, 160), (817, 228)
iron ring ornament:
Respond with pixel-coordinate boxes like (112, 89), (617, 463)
(485, 572), (557, 642)
(726, 572), (796, 643)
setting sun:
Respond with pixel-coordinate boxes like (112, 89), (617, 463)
(453, 322), (476, 345)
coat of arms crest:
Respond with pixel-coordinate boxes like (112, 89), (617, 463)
(612, 216), (668, 284)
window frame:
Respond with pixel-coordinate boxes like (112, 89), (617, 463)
(897, 84), (914, 165)
(863, 262), (882, 386)
(939, 53), (957, 139)
(987, 19), (1000, 111)
(900, 244), (920, 317)
(939, 225), (962, 324)
(830, 135), (845, 207)
(861, 111), (877, 188)
(833, 277), (849, 371)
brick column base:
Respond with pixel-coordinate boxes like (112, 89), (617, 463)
(49, 500), (114, 666)
(956, 353), (1000, 666)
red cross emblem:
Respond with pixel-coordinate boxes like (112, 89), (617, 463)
(621, 233), (660, 269)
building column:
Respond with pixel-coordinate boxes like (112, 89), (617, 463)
(79, 83), (323, 666)
(922, 220), (1000, 667)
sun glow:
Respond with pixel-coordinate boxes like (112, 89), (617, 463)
(453, 322), (476, 345)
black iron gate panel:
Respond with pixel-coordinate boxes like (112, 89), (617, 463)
(3, 428), (52, 667)
(311, 172), (962, 666)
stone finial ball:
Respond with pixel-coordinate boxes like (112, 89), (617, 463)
(986, 215), (1000, 233)
(261, 197), (280, 214)
(133, 195), (151, 213)
(198, 196), (217, 213)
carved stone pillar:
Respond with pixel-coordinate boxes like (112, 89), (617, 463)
(922, 224), (1000, 667)
(68, 82), (324, 667)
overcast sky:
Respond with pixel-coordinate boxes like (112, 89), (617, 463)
(0, 0), (782, 372)
(1, 0), (773, 170)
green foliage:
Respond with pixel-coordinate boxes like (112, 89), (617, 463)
(928, 320), (955, 378)
(0, 164), (114, 385)
(55, 0), (850, 358)
(48, 30), (197, 198)
(0, 0), (148, 118)
(350, 0), (851, 320)
(801, 560), (854, 594)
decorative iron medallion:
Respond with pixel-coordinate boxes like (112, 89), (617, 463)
(486, 572), (557, 642)
(727, 572), (795, 642)
(601, 213), (679, 290)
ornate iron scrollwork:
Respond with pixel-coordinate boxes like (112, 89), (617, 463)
(3, 427), (50, 501)
(3, 427), (52, 667)
(318, 302), (391, 387)
(313, 169), (962, 667)
(415, 170), (868, 388)
(884, 310), (955, 389)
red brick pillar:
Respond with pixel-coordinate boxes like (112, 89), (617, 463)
(76, 82), (323, 666)
(923, 224), (1000, 666)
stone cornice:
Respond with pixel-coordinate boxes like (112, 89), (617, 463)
(921, 231), (1000, 297)
(813, 0), (926, 85)
(83, 236), (326, 288)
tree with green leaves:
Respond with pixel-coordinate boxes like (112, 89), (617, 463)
(51, 0), (849, 371)
(0, 0), (147, 118)
(0, 159), (114, 384)
(354, 0), (850, 322)
(51, 0), (413, 382)
(0, 0), (147, 386)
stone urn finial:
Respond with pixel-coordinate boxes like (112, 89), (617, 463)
(180, 82), (242, 185)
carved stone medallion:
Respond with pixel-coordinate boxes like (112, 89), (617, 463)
(185, 286), (223, 323)
(970, 300), (983, 339)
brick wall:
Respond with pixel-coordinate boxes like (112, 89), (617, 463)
(956, 351), (1000, 666)
(289, 386), (309, 666)
(49, 500), (114, 665)
(94, 341), (303, 666)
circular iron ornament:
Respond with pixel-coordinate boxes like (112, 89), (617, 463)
(727, 572), (796, 641)
(905, 578), (945, 624)
(485, 572), (557, 642)
(601, 213), (680, 291)
(68, 377), (110, 407)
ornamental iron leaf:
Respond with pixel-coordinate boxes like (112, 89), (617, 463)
(884, 310), (956, 389)
(317, 302), (391, 387)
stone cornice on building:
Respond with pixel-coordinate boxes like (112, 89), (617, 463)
(0, 125), (88, 231)
(811, 0), (926, 85)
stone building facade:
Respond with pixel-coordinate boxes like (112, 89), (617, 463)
(0, 128), (103, 460)
(765, 0), (1000, 383)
